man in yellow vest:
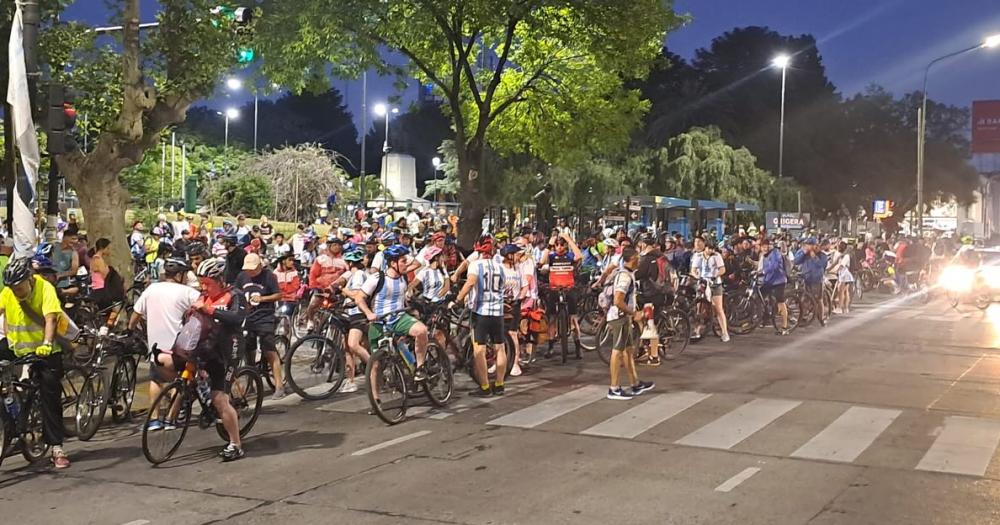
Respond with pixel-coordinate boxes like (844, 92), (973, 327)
(0, 258), (70, 468)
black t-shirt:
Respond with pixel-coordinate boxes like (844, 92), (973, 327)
(234, 269), (280, 326)
(225, 248), (246, 285)
(635, 250), (661, 295)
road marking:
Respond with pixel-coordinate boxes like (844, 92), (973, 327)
(926, 354), (986, 410)
(581, 391), (711, 439)
(791, 406), (900, 463)
(351, 430), (432, 456)
(675, 398), (801, 450)
(714, 467), (761, 493)
(916, 416), (1000, 476)
(426, 380), (548, 420)
(120, 520), (151, 525)
(487, 385), (606, 428)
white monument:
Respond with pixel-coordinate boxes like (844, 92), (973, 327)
(379, 153), (417, 201)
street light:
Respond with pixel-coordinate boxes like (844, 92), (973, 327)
(916, 33), (1000, 235)
(225, 76), (267, 153)
(772, 54), (790, 182)
(432, 156), (442, 204)
(374, 103), (400, 202)
(220, 107), (239, 148)
(225, 77), (243, 91)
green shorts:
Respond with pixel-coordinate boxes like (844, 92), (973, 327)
(368, 313), (419, 346)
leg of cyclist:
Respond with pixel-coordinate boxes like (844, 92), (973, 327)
(774, 285), (789, 335)
(569, 293), (582, 359)
(408, 319), (429, 382)
(342, 323), (370, 393)
(606, 318), (631, 400)
(206, 360), (243, 461)
(255, 331), (284, 399)
(622, 325), (654, 396)
(711, 284), (730, 341)
(509, 302), (522, 376)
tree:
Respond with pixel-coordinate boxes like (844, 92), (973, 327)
(202, 174), (273, 217)
(258, 0), (681, 246)
(236, 144), (350, 222)
(42, 0), (256, 276)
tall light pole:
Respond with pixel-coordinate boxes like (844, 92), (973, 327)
(772, 54), (790, 182)
(432, 156), (441, 204)
(360, 71), (368, 209)
(373, 103), (399, 203)
(219, 107), (239, 148)
(917, 34), (1000, 236)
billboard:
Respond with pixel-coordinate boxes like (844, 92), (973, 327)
(872, 200), (894, 220)
(972, 100), (1000, 153)
(765, 212), (810, 230)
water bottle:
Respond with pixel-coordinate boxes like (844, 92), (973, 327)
(398, 340), (416, 366)
(196, 371), (212, 405)
(4, 395), (19, 420)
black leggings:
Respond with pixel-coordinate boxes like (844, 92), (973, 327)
(0, 340), (65, 446)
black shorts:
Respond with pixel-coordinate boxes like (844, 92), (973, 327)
(472, 313), (505, 346)
(245, 329), (277, 355)
(505, 301), (522, 330)
(762, 284), (786, 303)
(546, 287), (578, 315)
(347, 313), (368, 332)
(203, 358), (228, 392)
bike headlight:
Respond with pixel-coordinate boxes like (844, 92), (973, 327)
(940, 266), (975, 292)
(980, 267), (1000, 289)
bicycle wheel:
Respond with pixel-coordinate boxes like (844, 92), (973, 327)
(367, 350), (408, 425)
(0, 408), (10, 469)
(110, 356), (137, 423)
(217, 367), (264, 441)
(20, 395), (49, 463)
(423, 342), (453, 407)
(724, 293), (755, 335)
(558, 307), (569, 364)
(578, 305), (603, 337)
(61, 365), (87, 438)
(142, 381), (192, 465)
(658, 309), (691, 359)
(284, 335), (345, 400)
(75, 372), (107, 441)
(596, 320), (614, 364)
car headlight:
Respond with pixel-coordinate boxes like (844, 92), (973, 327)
(940, 266), (975, 292)
(980, 267), (1000, 289)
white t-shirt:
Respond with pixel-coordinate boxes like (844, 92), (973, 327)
(606, 269), (636, 322)
(172, 220), (190, 239)
(133, 281), (201, 356)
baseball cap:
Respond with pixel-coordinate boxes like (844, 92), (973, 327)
(242, 253), (263, 270)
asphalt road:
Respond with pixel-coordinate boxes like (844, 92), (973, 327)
(3, 294), (1000, 525)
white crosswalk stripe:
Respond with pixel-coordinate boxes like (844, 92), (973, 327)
(675, 398), (801, 450)
(917, 416), (1000, 477)
(487, 385), (606, 428)
(581, 391), (711, 439)
(791, 406), (901, 463)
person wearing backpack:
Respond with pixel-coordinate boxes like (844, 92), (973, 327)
(604, 247), (655, 400)
(634, 235), (666, 366)
(129, 258), (200, 432)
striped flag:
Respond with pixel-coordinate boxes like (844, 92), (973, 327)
(6, 3), (39, 258)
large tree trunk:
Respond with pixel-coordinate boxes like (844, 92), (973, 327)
(64, 162), (132, 281)
(456, 142), (487, 249)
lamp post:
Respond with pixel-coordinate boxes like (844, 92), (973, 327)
(220, 107), (240, 148)
(373, 103), (399, 203)
(771, 54), (790, 182)
(917, 34), (1000, 236)
(432, 156), (441, 204)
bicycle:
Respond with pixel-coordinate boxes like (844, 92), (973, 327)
(283, 304), (348, 401)
(597, 303), (691, 363)
(727, 274), (801, 335)
(0, 355), (52, 468)
(75, 330), (143, 441)
(540, 284), (595, 363)
(790, 276), (827, 328)
(141, 346), (263, 465)
(367, 309), (453, 425)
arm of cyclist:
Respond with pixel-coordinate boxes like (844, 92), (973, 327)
(455, 264), (478, 305)
(203, 292), (246, 327)
(563, 232), (583, 262)
(451, 257), (471, 282)
(257, 271), (282, 303)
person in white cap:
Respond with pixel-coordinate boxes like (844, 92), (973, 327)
(234, 253), (285, 399)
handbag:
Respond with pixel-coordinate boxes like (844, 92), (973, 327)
(17, 299), (79, 350)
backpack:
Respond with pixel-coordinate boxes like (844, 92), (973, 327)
(599, 270), (635, 311)
(172, 310), (212, 359)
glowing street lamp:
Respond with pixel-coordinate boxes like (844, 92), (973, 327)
(772, 54), (791, 183)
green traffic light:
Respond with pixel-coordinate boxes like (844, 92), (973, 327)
(237, 47), (255, 63)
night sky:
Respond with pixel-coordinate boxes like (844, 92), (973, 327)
(63, 0), (1000, 132)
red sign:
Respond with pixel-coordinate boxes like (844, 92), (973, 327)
(972, 100), (1000, 153)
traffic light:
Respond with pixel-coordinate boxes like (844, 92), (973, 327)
(210, 5), (255, 63)
(46, 83), (78, 155)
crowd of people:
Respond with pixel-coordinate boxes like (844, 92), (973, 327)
(0, 203), (977, 469)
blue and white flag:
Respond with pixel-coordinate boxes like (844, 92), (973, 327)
(6, 3), (39, 258)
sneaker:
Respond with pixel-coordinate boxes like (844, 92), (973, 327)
(413, 366), (428, 383)
(163, 421), (178, 431)
(51, 448), (70, 469)
(832, 308), (843, 315)
(510, 364), (523, 377)
(487, 364), (497, 374)
(469, 387), (492, 398)
(647, 357), (661, 367)
(607, 387), (635, 400)
(776, 329), (790, 336)
(492, 383), (505, 396)
(220, 443), (245, 462)
(271, 388), (287, 401)
(721, 334), (731, 343)
(145, 419), (164, 432)
(338, 381), (359, 394)
(632, 380), (655, 395)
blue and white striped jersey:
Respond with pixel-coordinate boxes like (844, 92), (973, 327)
(468, 258), (506, 317)
(361, 272), (407, 323)
(417, 266), (447, 302)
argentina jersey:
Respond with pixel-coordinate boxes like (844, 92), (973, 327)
(373, 273), (408, 323)
(419, 267), (446, 301)
(471, 259), (505, 317)
(502, 264), (522, 301)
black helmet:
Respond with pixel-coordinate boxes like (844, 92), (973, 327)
(185, 241), (208, 257)
(222, 233), (239, 245)
(163, 257), (191, 276)
(3, 257), (33, 286)
(196, 258), (227, 280)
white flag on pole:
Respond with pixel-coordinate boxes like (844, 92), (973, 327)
(6, 3), (40, 258)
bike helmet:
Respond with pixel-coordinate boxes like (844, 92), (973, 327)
(500, 243), (522, 257)
(365, 234), (379, 245)
(344, 249), (365, 263)
(186, 241), (208, 257)
(474, 235), (494, 254)
(35, 242), (53, 257)
(495, 231), (510, 242)
(603, 238), (619, 249)
(383, 244), (410, 261)
(222, 233), (239, 245)
(3, 257), (33, 286)
(31, 254), (53, 269)
(380, 231), (397, 243)
(422, 246), (443, 262)
(163, 257), (191, 275)
(195, 258), (227, 280)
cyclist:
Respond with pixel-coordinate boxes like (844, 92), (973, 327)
(793, 238), (827, 321)
(356, 245), (431, 382)
(129, 258), (200, 431)
(221, 233), (245, 285)
(690, 238), (730, 342)
(759, 237), (790, 335)
(455, 236), (508, 396)
(333, 249), (373, 393)
(604, 248), (655, 400)
(192, 258), (247, 461)
(304, 236), (349, 329)
(185, 242), (209, 290)
(634, 235), (665, 366)
(0, 258), (71, 468)
(539, 231), (584, 359)
(234, 253), (285, 400)
(500, 243), (528, 377)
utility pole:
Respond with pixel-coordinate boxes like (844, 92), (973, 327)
(359, 71), (367, 209)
